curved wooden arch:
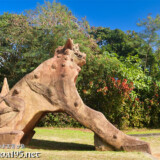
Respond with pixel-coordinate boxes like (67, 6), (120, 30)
(0, 39), (151, 153)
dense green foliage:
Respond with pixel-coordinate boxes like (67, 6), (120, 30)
(0, 1), (97, 87)
(137, 14), (160, 75)
(0, 1), (160, 129)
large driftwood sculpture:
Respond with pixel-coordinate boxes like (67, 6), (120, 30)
(0, 39), (151, 153)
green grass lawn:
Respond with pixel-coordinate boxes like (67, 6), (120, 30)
(0, 128), (160, 160)
(124, 128), (160, 135)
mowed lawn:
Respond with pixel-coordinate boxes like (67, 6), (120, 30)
(0, 128), (160, 160)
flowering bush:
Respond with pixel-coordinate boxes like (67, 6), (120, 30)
(77, 53), (160, 129)
(94, 77), (135, 128)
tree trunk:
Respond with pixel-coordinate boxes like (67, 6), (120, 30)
(0, 39), (151, 154)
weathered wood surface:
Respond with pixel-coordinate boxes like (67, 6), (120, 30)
(0, 39), (151, 153)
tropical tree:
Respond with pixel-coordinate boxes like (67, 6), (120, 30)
(0, 1), (97, 88)
(137, 14), (160, 74)
(90, 27), (147, 58)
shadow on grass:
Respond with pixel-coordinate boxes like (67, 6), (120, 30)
(28, 139), (95, 151)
